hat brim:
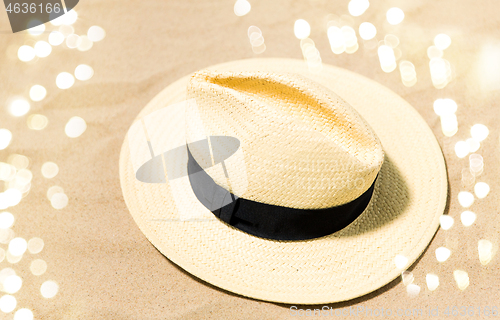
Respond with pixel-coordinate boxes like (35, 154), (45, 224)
(119, 58), (447, 304)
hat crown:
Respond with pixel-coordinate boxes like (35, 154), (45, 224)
(186, 70), (384, 209)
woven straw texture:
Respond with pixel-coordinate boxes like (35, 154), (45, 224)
(119, 58), (448, 304)
(186, 70), (384, 208)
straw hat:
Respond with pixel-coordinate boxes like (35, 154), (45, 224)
(119, 58), (447, 304)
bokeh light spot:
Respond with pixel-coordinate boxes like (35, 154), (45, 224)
(28, 238), (44, 254)
(41, 162), (59, 179)
(8, 238), (27, 256)
(77, 35), (93, 51)
(34, 41), (52, 58)
(87, 26), (106, 42)
(27, 20), (45, 36)
(3, 275), (22, 294)
(406, 284), (420, 297)
(29, 85), (47, 102)
(51, 193), (68, 209)
(426, 273), (439, 291)
(30, 259), (47, 276)
(439, 215), (454, 230)
(294, 19), (311, 39)
(0, 130), (13, 150)
(458, 191), (474, 208)
(453, 270), (469, 290)
(56, 72), (75, 89)
(65, 116), (87, 138)
(474, 182), (490, 199)
(74, 64), (94, 81)
(14, 308), (33, 320)
(461, 211), (477, 227)
(48, 31), (64, 46)
(0, 294), (17, 313)
(436, 247), (451, 262)
(40, 281), (59, 298)
(358, 22), (376, 40)
(434, 34), (451, 50)
(470, 124), (489, 142)
(0, 212), (14, 229)
(394, 254), (408, 269)
(234, 0), (251, 16)
(17, 45), (35, 62)
(27, 114), (49, 130)
(386, 7), (404, 25)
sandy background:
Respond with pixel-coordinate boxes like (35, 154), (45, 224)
(1, 0), (500, 319)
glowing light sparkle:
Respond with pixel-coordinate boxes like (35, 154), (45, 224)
(48, 31), (65, 46)
(462, 168), (475, 187)
(29, 85), (47, 101)
(474, 182), (490, 198)
(294, 19), (310, 40)
(455, 141), (469, 158)
(87, 26), (106, 42)
(0, 212), (15, 229)
(56, 72), (75, 89)
(27, 114), (49, 130)
(47, 186), (64, 201)
(30, 259), (47, 276)
(66, 34), (82, 49)
(65, 116), (87, 138)
(434, 34), (452, 50)
(427, 45), (443, 59)
(358, 22), (376, 40)
(234, 0), (251, 16)
(394, 254), (408, 269)
(469, 154), (484, 176)
(3, 275), (22, 294)
(470, 124), (489, 142)
(430, 57), (452, 89)
(41, 162), (59, 179)
(77, 35), (93, 51)
(40, 280), (59, 298)
(440, 114), (458, 137)
(27, 21), (45, 36)
(433, 99), (457, 116)
(14, 309), (34, 320)
(0, 130), (13, 150)
(386, 7), (404, 25)
(301, 39), (322, 73)
(59, 25), (74, 38)
(426, 274), (439, 291)
(406, 284), (420, 297)
(9, 99), (30, 117)
(248, 25), (265, 53)
(458, 191), (474, 208)
(399, 61), (417, 87)
(453, 270), (469, 290)
(0, 294), (17, 313)
(478, 239), (493, 265)
(28, 237), (44, 254)
(461, 211), (476, 227)
(378, 45), (396, 72)
(8, 237), (27, 256)
(18, 45), (35, 62)
(436, 247), (451, 262)
(439, 215), (454, 230)
(51, 193), (68, 209)
(34, 41), (52, 57)
(328, 26), (345, 54)
(466, 138), (480, 153)
(348, 0), (369, 17)
(62, 10), (78, 25)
